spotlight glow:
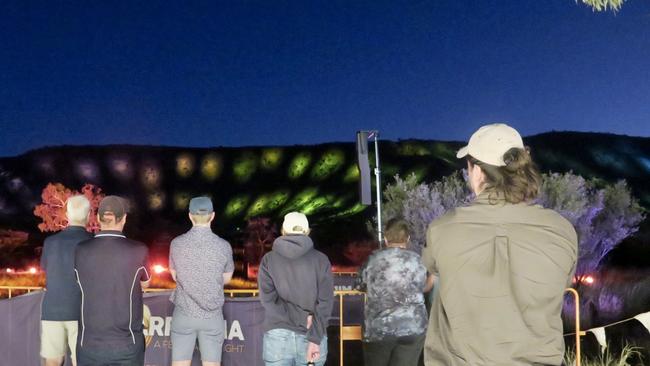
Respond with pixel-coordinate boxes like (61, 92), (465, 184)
(584, 276), (595, 284)
(152, 264), (166, 274)
(6, 268), (14, 273)
(233, 152), (257, 182)
(261, 148), (283, 170)
(288, 152), (312, 179)
(311, 149), (344, 180)
(201, 154), (223, 181)
(29, 267), (37, 274)
(176, 153), (195, 177)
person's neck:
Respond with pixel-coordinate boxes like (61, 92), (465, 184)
(68, 223), (86, 228)
(386, 242), (407, 249)
(193, 224), (211, 228)
(99, 227), (123, 232)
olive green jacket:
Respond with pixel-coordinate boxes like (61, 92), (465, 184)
(423, 192), (577, 366)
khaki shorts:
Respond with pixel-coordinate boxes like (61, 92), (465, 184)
(40, 320), (78, 365)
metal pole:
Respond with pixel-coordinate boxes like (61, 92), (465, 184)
(373, 133), (383, 246)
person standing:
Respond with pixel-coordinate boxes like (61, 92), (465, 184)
(356, 218), (433, 366)
(74, 196), (150, 366)
(169, 196), (234, 366)
(258, 212), (334, 366)
(40, 195), (93, 366)
(423, 123), (578, 366)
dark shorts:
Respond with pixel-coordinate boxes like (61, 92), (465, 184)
(77, 334), (145, 366)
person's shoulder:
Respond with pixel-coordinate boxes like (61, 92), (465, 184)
(527, 205), (577, 240)
(427, 208), (463, 232)
(311, 249), (332, 266)
(44, 230), (67, 244)
(125, 238), (148, 253)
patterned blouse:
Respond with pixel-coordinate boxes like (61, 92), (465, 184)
(356, 247), (428, 342)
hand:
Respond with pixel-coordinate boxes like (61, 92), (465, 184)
(307, 341), (320, 363)
(306, 314), (313, 329)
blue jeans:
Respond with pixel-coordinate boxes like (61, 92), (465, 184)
(263, 328), (328, 366)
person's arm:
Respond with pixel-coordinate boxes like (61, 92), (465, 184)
(423, 222), (439, 275)
(40, 240), (48, 273)
(306, 258), (334, 345)
(140, 247), (151, 289)
(423, 273), (436, 293)
(223, 242), (235, 285)
(258, 255), (289, 319)
(223, 272), (233, 284)
(169, 242), (177, 282)
(354, 259), (368, 292)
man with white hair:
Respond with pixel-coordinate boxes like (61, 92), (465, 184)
(40, 195), (93, 366)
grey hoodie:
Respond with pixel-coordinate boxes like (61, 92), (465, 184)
(258, 235), (334, 344)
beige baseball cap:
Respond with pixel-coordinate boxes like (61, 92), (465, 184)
(282, 212), (310, 235)
(456, 123), (525, 166)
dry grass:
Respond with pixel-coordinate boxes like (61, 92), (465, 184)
(564, 344), (644, 366)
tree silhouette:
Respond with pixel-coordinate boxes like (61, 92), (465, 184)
(33, 183), (105, 232)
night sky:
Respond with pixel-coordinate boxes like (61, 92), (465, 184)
(1, 1), (649, 157)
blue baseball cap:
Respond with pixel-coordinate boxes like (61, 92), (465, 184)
(189, 196), (213, 214)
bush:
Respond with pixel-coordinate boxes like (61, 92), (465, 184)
(383, 171), (645, 275)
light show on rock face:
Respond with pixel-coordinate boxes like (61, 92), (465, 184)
(1, 1), (650, 365)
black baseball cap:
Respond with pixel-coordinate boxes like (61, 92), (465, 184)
(98, 195), (129, 220)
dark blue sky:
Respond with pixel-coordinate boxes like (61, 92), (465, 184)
(1, 1), (649, 157)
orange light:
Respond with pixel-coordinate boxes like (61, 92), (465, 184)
(584, 276), (595, 284)
(153, 264), (166, 274)
(29, 267), (38, 274)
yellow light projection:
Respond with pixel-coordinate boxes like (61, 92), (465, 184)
(201, 153), (223, 181)
(261, 148), (283, 170)
(148, 191), (165, 210)
(141, 164), (161, 188)
(174, 192), (192, 210)
(176, 153), (195, 177)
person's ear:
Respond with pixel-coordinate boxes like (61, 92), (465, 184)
(120, 214), (127, 225)
(209, 212), (215, 223)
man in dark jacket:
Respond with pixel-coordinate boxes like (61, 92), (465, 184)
(258, 212), (334, 366)
(40, 195), (93, 366)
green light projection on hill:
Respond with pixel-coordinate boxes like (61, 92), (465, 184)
(201, 153), (223, 181)
(267, 191), (290, 210)
(261, 148), (283, 170)
(328, 203), (367, 218)
(431, 143), (456, 165)
(405, 166), (428, 181)
(233, 152), (257, 182)
(343, 164), (360, 183)
(288, 152), (312, 179)
(311, 149), (345, 180)
(176, 153), (195, 177)
(225, 195), (251, 218)
(281, 188), (318, 213)
(398, 142), (430, 156)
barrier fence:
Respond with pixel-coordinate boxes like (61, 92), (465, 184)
(1, 286), (583, 366)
